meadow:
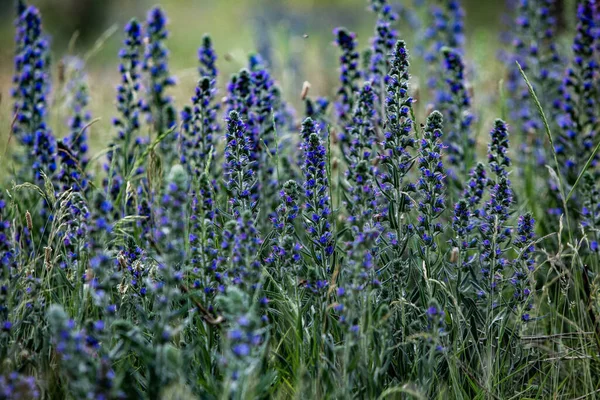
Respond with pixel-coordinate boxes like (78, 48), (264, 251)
(1, 0), (600, 399)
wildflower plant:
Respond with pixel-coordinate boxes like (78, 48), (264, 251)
(333, 28), (361, 126)
(106, 18), (144, 217)
(301, 118), (333, 276)
(198, 34), (218, 80)
(267, 180), (302, 281)
(142, 6), (176, 135)
(180, 77), (220, 176)
(224, 110), (257, 215)
(441, 47), (474, 180)
(62, 57), (91, 170)
(2, 2), (600, 399)
(416, 110), (446, 255)
(343, 82), (378, 230)
(367, 0), (398, 107)
(424, 0), (465, 106)
(12, 5), (51, 154)
(378, 39), (416, 242)
(509, 0), (562, 169)
(555, 0), (598, 184)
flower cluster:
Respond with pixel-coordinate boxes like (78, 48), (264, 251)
(57, 58), (92, 194)
(511, 213), (535, 320)
(250, 55), (280, 207)
(302, 119), (334, 270)
(509, 0), (562, 168)
(344, 83), (378, 229)
(142, 6), (176, 134)
(463, 162), (488, 211)
(62, 57), (91, 169)
(224, 111), (257, 214)
(180, 76), (220, 175)
(487, 119), (511, 178)
(106, 19), (144, 215)
(190, 172), (220, 301)
(267, 180), (302, 278)
(198, 34), (218, 80)
(478, 120), (515, 301)
(12, 5), (51, 152)
(334, 27), (361, 126)
(555, 0), (598, 182)
(379, 40), (416, 222)
(0, 373), (39, 399)
(5, 1), (596, 398)
(12, 6), (56, 186)
(416, 111), (446, 252)
(367, 0), (398, 103)
(155, 165), (189, 265)
(424, 0), (465, 106)
(441, 47), (474, 178)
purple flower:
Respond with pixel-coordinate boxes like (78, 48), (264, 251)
(555, 0), (598, 181)
(333, 27), (360, 125)
(198, 34), (218, 80)
(142, 6), (176, 136)
(488, 119), (511, 178)
(441, 47), (474, 178)
(224, 111), (258, 215)
(417, 111), (446, 251)
(302, 119), (334, 270)
(367, 0), (398, 101)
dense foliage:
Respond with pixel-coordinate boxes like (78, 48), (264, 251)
(1, 0), (600, 399)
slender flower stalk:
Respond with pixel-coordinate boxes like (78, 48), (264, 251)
(509, 0), (562, 169)
(180, 76), (220, 176)
(487, 119), (511, 179)
(267, 180), (303, 279)
(463, 162), (488, 213)
(58, 59), (92, 194)
(198, 33), (218, 80)
(555, 0), (598, 183)
(511, 213), (535, 321)
(190, 172), (220, 304)
(441, 47), (474, 179)
(224, 111), (258, 215)
(105, 19), (144, 218)
(424, 0), (465, 106)
(142, 6), (177, 136)
(302, 118), (333, 275)
(378, 40), (417, 269)
(249, 55), (279, 213)
(416, 110), (446, 253)
(12, 6), (55, 184)
(334, 28), (361, 126)
(62, 57), (91, 168)
(154, 165), (189, 265)
(367, 0), (398, 106)
(480, 120), (514, 303)
(344, 83), (378, 229)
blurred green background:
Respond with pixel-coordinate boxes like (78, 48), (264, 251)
(0, 0), (577, 154)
